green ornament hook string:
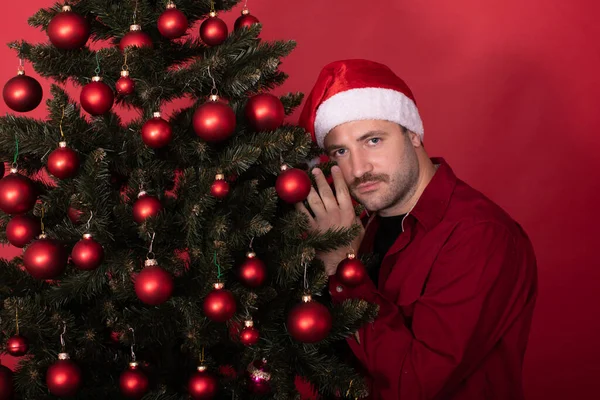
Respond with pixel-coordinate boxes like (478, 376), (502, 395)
(214, 251), (222, 280)
(12, 133), (19, 169)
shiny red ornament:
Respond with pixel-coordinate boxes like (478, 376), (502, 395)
(46, 353), (82, 397)
(158, 2), (189, 39)
(234, 9), (260, 31)
(119, 362), (149, 399)
(203, 283), (237, 322)
(116, 70), (135, 95)
(23, 236), (68, 280)
(210, 174), (229, 198)
(132, 191), (163, 224)
(193, 97), (236, 143)
(336, 253), (366, 287)
(245, 93), (285, 132)
(47, 142), (80, 179)
(141, 112), (172, 148)
(0, 363), (14, 400)
(71, 233), (104, 271)
(238, 252), (266, 288)
(80, 76), (114, 115)
(239, 320), (260, 346)
(246, 359), (271, 395)
(0, 170), (37, 215)
(134, 260), (174, 305)
(119, 25), (153, 51)
(6, 214), (40, 248)
(6, 335), (29, 357)
(3, 71), (43, 112)
(287, 294), (332, 343)
(275, 165), (311, 204)
(47, 5), (90, 50)
(188, 365), (218, 399)
(200, 12), (228, 46)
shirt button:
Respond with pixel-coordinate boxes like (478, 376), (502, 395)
(336, 285), (343, 293)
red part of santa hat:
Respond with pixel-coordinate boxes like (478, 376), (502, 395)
(299, 59), (424, 148)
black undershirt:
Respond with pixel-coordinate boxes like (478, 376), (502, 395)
(370, 214), (406, 287)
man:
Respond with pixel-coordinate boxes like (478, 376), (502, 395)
(296, 59), (538, 399)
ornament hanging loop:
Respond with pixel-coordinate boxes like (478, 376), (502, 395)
(40, 204), (46, 234)
(18, 58), (25, 73)
(207, 66), (218, 98)
(147, 231), (156, 260)
(249, 237), (255, 252)
(59, 106), (66, 140)
(85, 211), (93, 231)
(302, 257), (310, 291)
(132, 0), (139, 24)
(94, 52), (101, 76)
(122, 50), (129, 72)
(129, 327), (137, 362)
(15, 308), (20, 335)
(210, 0), (215, 13)
(59, 320), (67, 351)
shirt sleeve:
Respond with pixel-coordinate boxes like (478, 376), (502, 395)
(328, 221), (533, 399)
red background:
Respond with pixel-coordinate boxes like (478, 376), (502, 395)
(1, 1), (599, 399)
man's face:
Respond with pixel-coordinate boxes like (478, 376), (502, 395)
(324, 120), (420, 213)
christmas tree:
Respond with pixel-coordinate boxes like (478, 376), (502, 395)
(0, 1), (377, 399)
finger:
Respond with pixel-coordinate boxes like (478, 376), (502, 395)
(331, 165), (353, 211)
(306, 186), (327, 219)
(312, 168), (338, 211)
(295, 201), (317, 229)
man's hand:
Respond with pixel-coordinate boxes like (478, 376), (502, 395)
(295, 165), (365, 276)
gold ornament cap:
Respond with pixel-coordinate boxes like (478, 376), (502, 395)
(241, 8), (250, 15)
(209, 11), (217, 18)
(130, 24), (142, 32)
(92, 75), (102, 82)
(137, 190), (147, 198)
(58, 141), (67, 148)
(153, 111), (161, 118)
(83, 233), (93, 239)
(209, 94), (219, 102)
(145, 258), (158, 267)
(214, 282), (224, 290)
(120, 70), (130, 77)
(9, 167), (18, 174)
(58, 352), (70, 360)
(166, 1), (176, 9)
(215, 173), (225, 181)
(129, 361), (139, 369)
(280, 164), (289, 172)
(17, 69), (25, 76)
(197, 365), (207, 372)
(38, 233), (48, 240)
(246, 251), (256, 258)
(244, 319), (254, 328)
(301, 294), (312, 303)
(346, 252), (356, 259)
(62, 5), (72, 12)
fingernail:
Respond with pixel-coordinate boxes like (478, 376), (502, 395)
(312, 168), (321, 175)
(331, 165), (340, 173)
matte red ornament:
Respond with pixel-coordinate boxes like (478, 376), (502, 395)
(239, 320), (260, 346)
(234, 8), (260, 31)
(0, 169), (37, 215)
(6, 214), (40, 248)
(158, 2), (189, 39)
(238, 252), (266, 288)
(47, 142), (80, 179)
(68, 205), (84, 224)
(210, 174), (229, 198)
(199, 12), (228, 46)
(80, 76), (114, 115)
(188, 365), (218, 400)
(287, 294), (332, 343)
(6, 335), (29, 357)
(245, 93), (285, 132)
(47, 5), (90, 50)
(141, 112), (172, 148)
(0, 363), (14, 400)
(119, 362), (149, 399)
(46, 353), (82, 397)
(246, 359), (271, 395)
(203, 282), (237, 322)
(3, 70), (43, 112)
(134, 259), (174, 305)
(23, 235), (68, 280)
(132, 191), (163, 224)
(336, 253), (366, 287)
(71, 233), (104, 271)
(275, 165), (311, 204)
(119, 25), (153, 51)
(116, 70), (135, 95)
(193, 96), (236, 143)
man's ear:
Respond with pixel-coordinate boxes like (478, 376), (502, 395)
(407, 130), (423, 148)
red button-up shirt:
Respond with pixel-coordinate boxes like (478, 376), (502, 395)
(328, 158), (538, 400)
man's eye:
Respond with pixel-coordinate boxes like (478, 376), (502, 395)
(368, 138), (381, 145)
(334, 149), (347, 156)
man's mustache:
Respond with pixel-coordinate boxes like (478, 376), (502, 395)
(350, 173), (389, 189)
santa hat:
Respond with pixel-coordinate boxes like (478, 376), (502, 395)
(299, 59), (424, 148)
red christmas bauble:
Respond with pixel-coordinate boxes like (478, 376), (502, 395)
(6, 214), (40, 248)
(245, 93), (285, 132)
(80, 77), (114, 116)
(47, 6), (90, 50)
(46, 354), (82, 397)
(210, 174), (229, 198)
(0, 171), (37, 215)
(68, 205), (84, 224)
(234, 10), (260, 31)
(23, 236), (68, 280)
(188, 366), (218, 400)
(141, 113), (172, 148)
(132, 192), (163, 224)
(239, 322), (260, 346)
(246, 359), (271, 395)
(199, 14), (228, 46)
(134, 264), (174, 305)
(0, 364), (14, 400)
(238, 252), (266, 288)
(158, 4), (189, 39)
(6, 335), (29, 357)
(119, 362), (149, 399)
(275, 166), (311, 204)
(3, 72), (43, 112)
(203, 283), (237, 322)
(71, 233), (104, 271)
(119, 25), (153, 51)
(287, 296), (332, 343)
(192, 99), (236, 143)
(116, 71), (135, 95)
(336, 254), (366, 287)
(47, 143), (80, 179)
